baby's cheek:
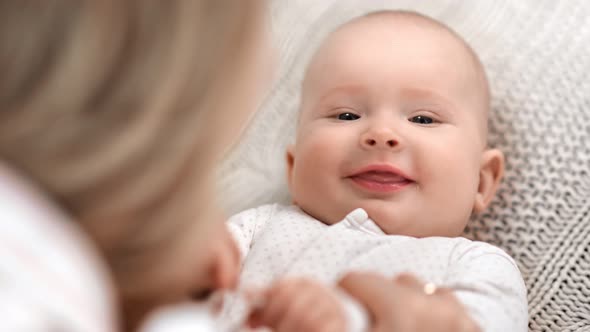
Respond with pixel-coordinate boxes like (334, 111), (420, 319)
(418, 149), (475, 198)
(296, 138), (338, 174)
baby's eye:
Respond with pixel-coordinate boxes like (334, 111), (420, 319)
(409, 115), (435, 125)
(337, 112), (360, 121)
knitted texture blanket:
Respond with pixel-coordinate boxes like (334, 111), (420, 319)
(218, 1), (590, 331)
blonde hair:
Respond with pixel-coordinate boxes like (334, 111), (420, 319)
(0, 0), (262, 296)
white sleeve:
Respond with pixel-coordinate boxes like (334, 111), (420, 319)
(446, 243), (528, 332)
(226, 204), (276, 261)
(0, 220), (118, 332)
(0, 286), (50, 331)
(0, 163), (118, 332)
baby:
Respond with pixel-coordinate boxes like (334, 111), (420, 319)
(222, 10), (527, 332)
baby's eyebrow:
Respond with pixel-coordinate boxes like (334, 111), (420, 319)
(315, 85), (367, 105)
(399, 87), (457, 110)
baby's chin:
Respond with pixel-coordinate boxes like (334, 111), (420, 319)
(294, 202), (351, 227)
(346, 203), (432, 237)
(369, 210), (468, 238)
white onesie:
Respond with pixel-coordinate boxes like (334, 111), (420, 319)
(224, 204), (528, 332)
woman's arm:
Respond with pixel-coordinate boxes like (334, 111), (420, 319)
(339, 272), (481, 332)
(338, 242), (528, 332)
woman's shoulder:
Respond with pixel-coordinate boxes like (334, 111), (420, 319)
(0, 161), (118, 332)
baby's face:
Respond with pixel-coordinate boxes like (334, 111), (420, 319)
(287, 16), (498, 237)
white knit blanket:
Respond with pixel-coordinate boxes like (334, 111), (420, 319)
(218, 1), (590, 331)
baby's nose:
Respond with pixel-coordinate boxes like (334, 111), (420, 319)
(360, 129), (399, 150)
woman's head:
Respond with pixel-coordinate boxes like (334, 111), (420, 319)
(0, 0), (268, 326)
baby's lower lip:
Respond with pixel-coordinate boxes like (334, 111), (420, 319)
(348, 176), (414, 193)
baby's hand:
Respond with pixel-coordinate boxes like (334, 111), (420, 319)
(247, 278), (347, 332)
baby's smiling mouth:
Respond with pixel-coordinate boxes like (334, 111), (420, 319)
(351, 171), (409, 183)
(347, 165), (415, 193)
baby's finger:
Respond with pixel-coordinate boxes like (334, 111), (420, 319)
(304, 302), (346, 332)
(282, 285), (345, 332)
(320, 318), (348, 332)
(251, 280), (299, 329)
(245, 288), (271, 328)
(338, 271), (394, 320)
(276, 290), (314, 332)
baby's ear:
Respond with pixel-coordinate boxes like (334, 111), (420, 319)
(473, 149), (505, 213)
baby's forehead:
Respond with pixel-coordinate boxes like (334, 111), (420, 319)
(301, 11), (490, 138)
(305, 13), (486, 97)
(310, 13), (487, 91)
(323, 12), (479, 68)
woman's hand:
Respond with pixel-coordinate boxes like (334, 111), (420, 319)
(338, 272), (481, 332)
(248, 277), (347, 332)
